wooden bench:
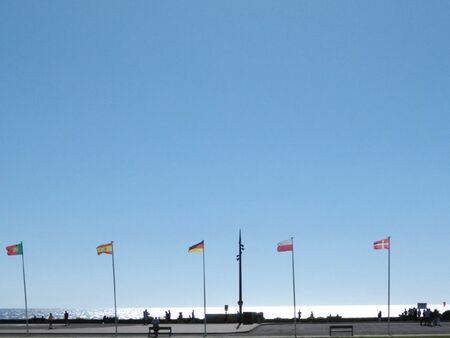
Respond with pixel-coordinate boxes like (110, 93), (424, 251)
(148, 326), (172, 337)
(329, 325), (353, 336)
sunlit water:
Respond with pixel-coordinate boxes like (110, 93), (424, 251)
(0, 304), (447, 320)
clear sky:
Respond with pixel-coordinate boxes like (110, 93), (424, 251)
(1, 1), (449, 310)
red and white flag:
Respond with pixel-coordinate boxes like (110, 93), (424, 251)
(277, 239), (293, 252)
(373, 238), (390, 250)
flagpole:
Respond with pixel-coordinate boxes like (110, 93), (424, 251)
(387, 236), (391, 336)
(237, 229), (243, 326)
(20, 242), (29, 334)
(202, 245), (207, 337)
(111, 241), (118, 336)
(291, 237), (297, 338)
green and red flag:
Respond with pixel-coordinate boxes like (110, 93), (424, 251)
(6, 243), (23, 256)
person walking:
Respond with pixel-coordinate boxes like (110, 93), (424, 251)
(424, 308), (431, 326)
(48, 313), (54, 330)
(143, 309), (150, 325)
(64, 311), (69, 326)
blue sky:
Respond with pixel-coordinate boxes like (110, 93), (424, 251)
(1, 0), (449, 310)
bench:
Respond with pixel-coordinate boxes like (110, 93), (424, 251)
(148, 326), (172, 337)
(329, 325), (353, 336)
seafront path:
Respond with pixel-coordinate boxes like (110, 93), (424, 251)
(0, 321), (450, 337)
(0, 323), (254, 336)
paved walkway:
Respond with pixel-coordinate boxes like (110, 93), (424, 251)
(249, 321), (450, 336)
(0, 323), (257, 336)
(1, 321), (450, 337)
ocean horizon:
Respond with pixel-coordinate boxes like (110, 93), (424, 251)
(0, 304), (447, 320)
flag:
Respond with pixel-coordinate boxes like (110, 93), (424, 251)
(6, 243), (23, 256)
(97, 242), (113, 255)
(373, 238), (390, 250)
(188, 240), (204, 253)
(277, 239), (293, 252)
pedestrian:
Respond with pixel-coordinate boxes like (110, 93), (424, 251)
(143, 309), (150, 325)
(48, 313), (54, 330)
(378, 311), (382, 322)
(424, 308), (431, 326)
(64, 310), (69, 326)
(432, 309), (441, 326)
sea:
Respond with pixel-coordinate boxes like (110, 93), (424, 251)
(0, 304), (447, 320)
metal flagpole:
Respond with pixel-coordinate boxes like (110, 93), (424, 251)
(387, 236), (391, 336)
(202, 245), (207, 337)
(237, 229), (244, 327)
(20, 242), (29, 334)
(111, 241), (118, 336)
(291, 237), (297, 338)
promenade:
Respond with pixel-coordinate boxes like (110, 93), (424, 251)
(1, 321), (450, 337)
(0, 323), (256, 336)
(251, 322), (450, 336)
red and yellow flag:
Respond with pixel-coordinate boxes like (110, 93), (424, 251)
(188, 240), (204, 253)
(97, 242), (113, 255)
